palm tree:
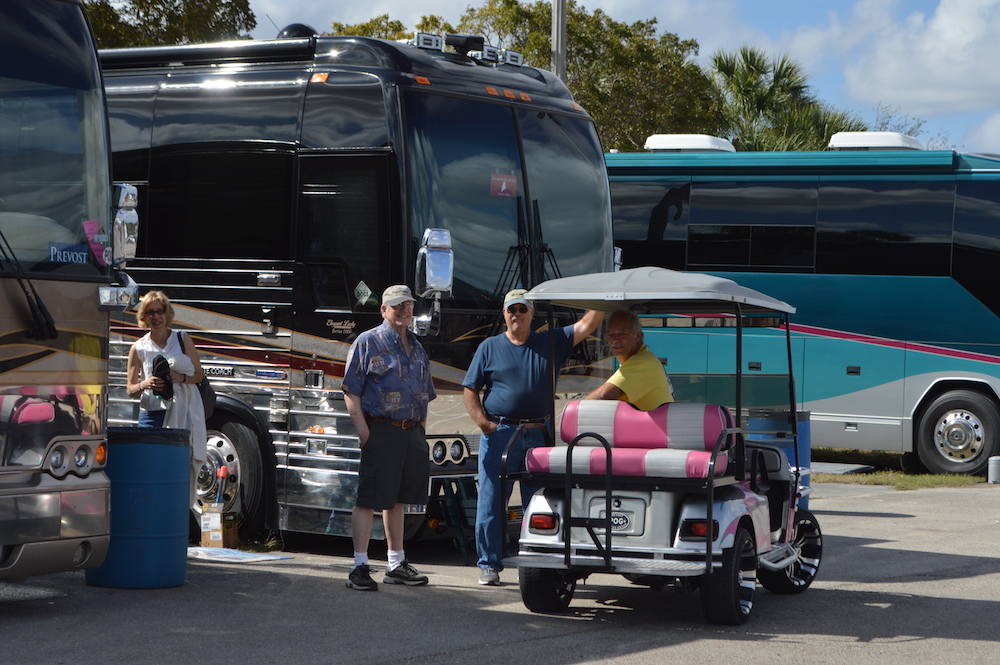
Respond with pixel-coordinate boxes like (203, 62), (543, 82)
(709, 45), (867, 151)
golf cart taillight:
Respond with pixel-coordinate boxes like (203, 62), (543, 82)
(680, 519), (719, 541)
(528, 513), (559, 535)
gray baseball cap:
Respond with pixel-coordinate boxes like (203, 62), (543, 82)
(382, 285), (415, 306)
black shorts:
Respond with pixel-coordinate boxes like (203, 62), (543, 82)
(355, 422), (429, 511)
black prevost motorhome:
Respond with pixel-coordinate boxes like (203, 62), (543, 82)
(99, 29), (615, 540)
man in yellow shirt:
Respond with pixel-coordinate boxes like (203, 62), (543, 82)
(585, 310), (673, 411)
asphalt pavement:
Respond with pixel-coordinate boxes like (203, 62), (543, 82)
(3, 481), (999, 665)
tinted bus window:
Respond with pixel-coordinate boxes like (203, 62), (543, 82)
(610, 179), (690, 269)
(955, 180), (1000, 318)
(147, 147), (294, 258)
(817, 180), (953, 275)
(688, 180), (816, 271)
(0, 3), (110, 277)
(519, 110), (613, 279)
(299, 154), (390, 310)
(403, 91), (524, 305)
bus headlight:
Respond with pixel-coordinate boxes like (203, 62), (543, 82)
(50, 448), (65, 470)
(74, 447), (90, 469)
(431, 441), (447, 464)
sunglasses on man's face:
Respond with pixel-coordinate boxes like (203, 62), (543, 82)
(506, 305), (530, 314)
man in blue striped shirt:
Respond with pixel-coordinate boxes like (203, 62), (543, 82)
(343, 285), (436, 591)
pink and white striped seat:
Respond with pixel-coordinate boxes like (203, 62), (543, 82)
(525, 400), (734, 480)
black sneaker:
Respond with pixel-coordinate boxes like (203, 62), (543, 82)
(383, 560), (429, 586)
(346, 564), (378, 591)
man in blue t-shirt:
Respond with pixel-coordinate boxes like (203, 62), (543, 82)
(463, 289), (603, 586)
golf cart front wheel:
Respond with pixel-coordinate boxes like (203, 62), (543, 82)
(759, 509), (822, 594)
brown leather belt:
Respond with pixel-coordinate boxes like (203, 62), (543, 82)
(365, 415), (420, 429)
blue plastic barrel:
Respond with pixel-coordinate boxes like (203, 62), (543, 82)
(748, 410), (811, 510)
(86, 427), (190, 588)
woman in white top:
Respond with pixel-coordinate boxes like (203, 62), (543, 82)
(126, 290), (207, 507)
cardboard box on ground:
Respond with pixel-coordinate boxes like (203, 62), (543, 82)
(201, 505), (238, 548)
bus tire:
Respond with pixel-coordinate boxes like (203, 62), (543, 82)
(203, 416), (267, 541)
(916, 390), (1000, 475)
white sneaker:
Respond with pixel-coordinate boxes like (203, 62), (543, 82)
(478, 567), (500, 586)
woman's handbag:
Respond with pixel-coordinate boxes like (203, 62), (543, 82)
(179, 331), (216, 418)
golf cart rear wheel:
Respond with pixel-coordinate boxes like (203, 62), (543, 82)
(519, 567), (576, 613)
(759, 509), (822, 594)
(700, 526), (757, 625)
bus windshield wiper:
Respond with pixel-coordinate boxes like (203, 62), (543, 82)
(0, 225), (58, 340)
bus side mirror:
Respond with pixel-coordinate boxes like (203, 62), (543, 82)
(111, 184), (138, 269)
(99, 184), (139, 311)
(412, 228), (453, 336)
(415, 227), (453, 299)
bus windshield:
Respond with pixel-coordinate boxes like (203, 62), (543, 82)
(0, 0), (110, 277)
(404, 91), (611, 305)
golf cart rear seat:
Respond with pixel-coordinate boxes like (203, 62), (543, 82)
(525, 400), (736, 486)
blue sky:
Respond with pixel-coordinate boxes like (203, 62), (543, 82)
(249, 0), (1000, 152)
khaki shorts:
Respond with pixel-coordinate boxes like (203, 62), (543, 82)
(355, 422), (429, 510)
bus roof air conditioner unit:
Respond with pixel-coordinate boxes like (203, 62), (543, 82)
(828, 131), (923, 151)
(644, 134), (736, 153)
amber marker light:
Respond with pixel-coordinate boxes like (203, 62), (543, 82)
(95, 442), (107, 466)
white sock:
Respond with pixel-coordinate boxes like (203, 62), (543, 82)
(354, 552), (368, 568)
(387, 549), (405, 571)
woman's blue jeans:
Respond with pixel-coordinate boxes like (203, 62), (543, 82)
(137, 409), (166, 428)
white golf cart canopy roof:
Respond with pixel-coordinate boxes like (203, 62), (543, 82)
(523, 266), (795, 315)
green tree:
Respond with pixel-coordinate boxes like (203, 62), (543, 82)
(85, 0), (255, 48)
(326, 14), (456, 40)
(328, 14), (409, 40)
(457, 0), (722, 151)
(709, 45), (866, 151)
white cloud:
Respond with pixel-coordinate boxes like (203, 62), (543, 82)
(843, 0), (1000, 117)
(964, 112), (1000, 153)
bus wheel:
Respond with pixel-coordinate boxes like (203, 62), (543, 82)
(202, 417), (267, 541)
(917, 390), (1000, 475)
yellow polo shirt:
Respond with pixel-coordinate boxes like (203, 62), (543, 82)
(606, 344), (674, 411)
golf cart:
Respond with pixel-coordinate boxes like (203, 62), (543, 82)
(500, 267), (821, 625)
